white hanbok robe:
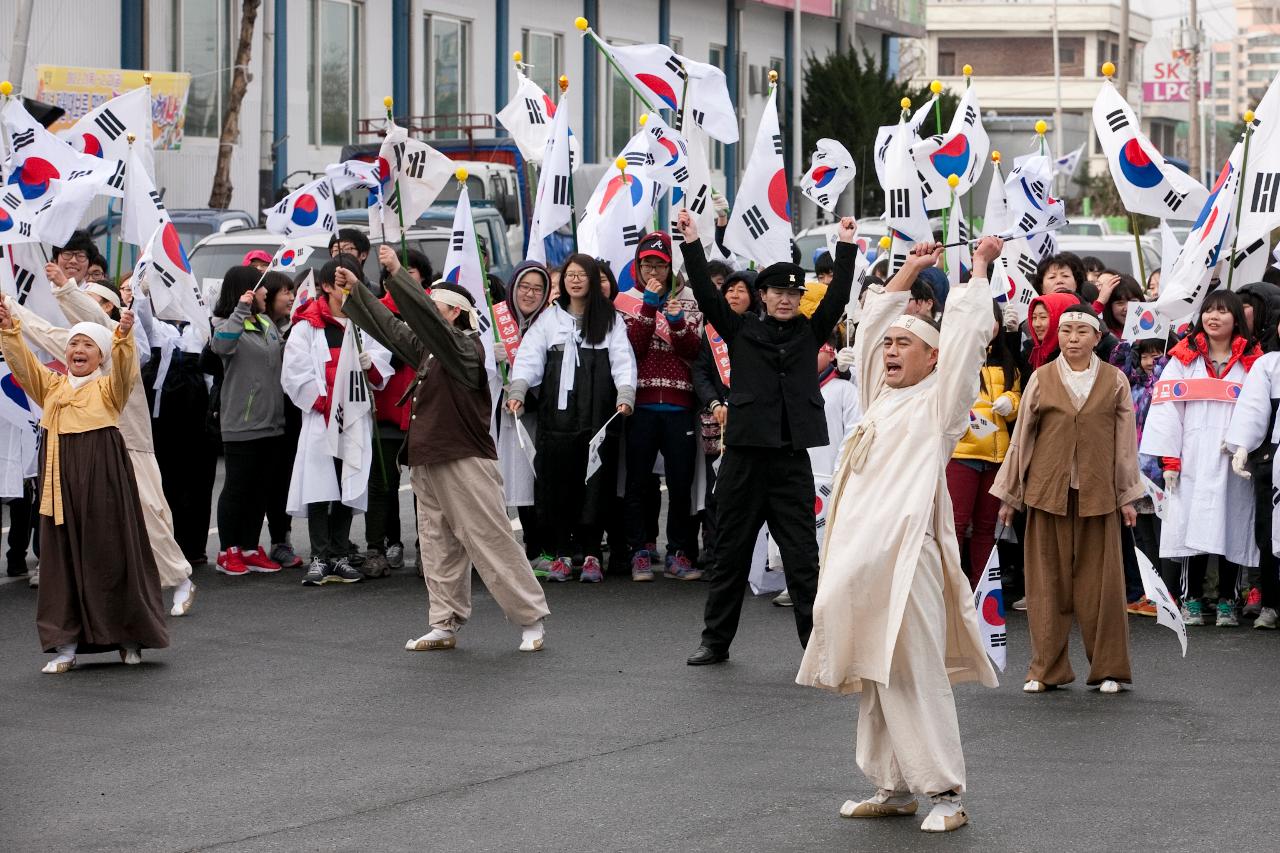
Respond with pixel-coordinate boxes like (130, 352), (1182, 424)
(282, 318), (392, 516)
(797, 276), (998, 694)
(1140, 353), (1259, 567)
(1224, 350), (1280, 554)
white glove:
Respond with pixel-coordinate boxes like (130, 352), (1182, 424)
(1002, 304), (1020, 331)
(991, 395), (1014, 417)
(357, 350), (373, 371)
(1231, 446), (1252, 480)
(835, 346), (856, 373)
(1163, 470), (1179, 494)
(494, 346), (509, 366)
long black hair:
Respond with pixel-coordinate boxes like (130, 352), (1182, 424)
(557, 253), (616, 345)
(986, 300), (1020, 391)
(214, 265), (265, 319)
(1188, 289), (1256, 357)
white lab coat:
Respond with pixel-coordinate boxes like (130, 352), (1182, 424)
(282, 318), (391, 515)
(1140, 353), (1259, 567)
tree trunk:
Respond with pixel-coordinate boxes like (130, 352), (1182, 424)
(208, 0), (261, 209)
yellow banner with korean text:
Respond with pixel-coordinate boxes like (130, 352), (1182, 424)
(33, 65), (191, 150)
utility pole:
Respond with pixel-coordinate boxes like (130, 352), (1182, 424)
(7, 0), (35, 93)
(1118, 0), (1130, 92)
(1187, 0), (1202, 183)
(1052, 0), (1064, 161)
(793, 0), (803, 223)
(839, 0), (856, 54)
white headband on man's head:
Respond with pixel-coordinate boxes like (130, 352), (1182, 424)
(1058, 309), (1102, 332)
(84, 283), (121, 310)
(887, 314), (940, 349)
(430, 287), (479, 331)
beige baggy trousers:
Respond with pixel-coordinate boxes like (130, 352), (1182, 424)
(855, 535), (967, 796)
(410, 456), (550, 632)
(129, 448), (192, 590)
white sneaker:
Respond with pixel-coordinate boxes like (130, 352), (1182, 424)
(1023, 680), (1047, 693)
(519, 620), (545, 652)
(170, 579), (196, 617)
(28, 568), (38, 588)
(406, 628), (456, 651)
(839, 789), (917, 818)
(1099, 679), (1122, 694)
(120, 647), (142, 665)
(42, 645), (76, 674)
(920, 792), (968, 832)
(1255, 607), (1278, 630)
(1012, 597), (1027, 611)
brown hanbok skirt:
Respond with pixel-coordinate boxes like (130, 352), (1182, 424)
(36, 427), (169, 654)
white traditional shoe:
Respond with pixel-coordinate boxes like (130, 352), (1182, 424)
(519, 621), (545, 652)
(405, 629), (456, 651)
(170, 579), (196, 617)
(41, 653), (76, 674)
(840, 789), (917, 818)
(1023, 680), (1047, 693)
(920, 792), (968, 832)
(120, 648), (143, 665)
(1099, 679), (1122, 694)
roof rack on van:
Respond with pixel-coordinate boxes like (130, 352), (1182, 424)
(355, 113), (496, 145)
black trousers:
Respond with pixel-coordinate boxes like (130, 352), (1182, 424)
(5, 479), (35, 572)
(218, 436), (286, 550)
(1254, 472), (1279, 609)
(308, 461), (354, 562)
(699, 453), (720, 578)
(700, 446), (818, 653)
(1185, 553), (1239, 601)
(364, 434), (404, 550)
(153, 394), (216, 561)
(625, 407), (698, 556)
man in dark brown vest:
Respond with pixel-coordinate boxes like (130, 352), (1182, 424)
(342, 245), (550, 653)
(992, 303), (1143, 694)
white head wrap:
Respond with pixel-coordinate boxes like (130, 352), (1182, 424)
(1058, 308), (1102, 332)
(67, 322), (114, 370)
(84, 283), (122, 311)
(430, 284), (479, 332)
(886, 314), (940, 349)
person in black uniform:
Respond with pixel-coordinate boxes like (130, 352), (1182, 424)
(677, 210), (858, 665)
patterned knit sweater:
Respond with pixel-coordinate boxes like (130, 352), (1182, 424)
(625, 292), (701, 409)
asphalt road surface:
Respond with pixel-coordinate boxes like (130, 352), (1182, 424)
(1, 490), (1275, 852)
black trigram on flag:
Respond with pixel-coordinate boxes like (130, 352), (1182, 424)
(552, 174), (570, 206)
(623, 151), (648, 168)
(94, 108), (126, 141)
(0, 193), (20, 211)
(673, 166), (689, 183)
(742, 205), (769, 239)
(1105, 109), (1128, 133)
(10, 129), (34, 152)
(691, 108), (706, 127)
(1231, 237), (1266, 269)
(664, 55), (687, 80)
(106, 159), (126, 191)
(890, 248), (911, 275)
(989, 631), (1007, 648)
(347, 369), (368, 403)
(16, 222), (30, 238)
(405, 150), (428, 180)
(963, 105), (977, 126)
(155, 264), (177, 289)
(149, 189), (166, 213)
(771, 133), (783, 156)
(888, 188), (910, 219)
(876, 134), (892, 164)
(524, 98), (546, 125)
(688, 185), (708, 215)
(1250, 172), (1280, 214)
(1016, 285), (1035, 307)
(1271, 483), (1280, 509)
(13, 268), (34, 303)
(986, 566), (1000, 584)
(450, 229), (465, 252)
(621, 224), (642, 247)
(385, 185), (402, 214)
(1163, 189), (1187, 212)
(916, 170), (933, 199)
(1017, 253), (1039, 281)
(321, 213), (335, 231)
(1029, 179), (1045, 199)
(1017, 213), (1037, 234)
(315, 180), (333, 200)
(333, 402), (345, 435)
(814, 193), (829, 207)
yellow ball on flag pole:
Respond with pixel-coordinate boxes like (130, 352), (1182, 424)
(947, 174), (960, 189)
(878, 236), (892, 250)
(0, 81), (12, 97)
(383, 95), (393, 109)
(512, 51), (522, 63)
(455, 167), (469, 183)
(930, 80), (943, 94)
(1101, 61), (1116, 79)
(1035, 120), (1048, 135)
(900, 97), (911, 110)
(574, 17), (588, 31)
(962, 64), (973, 77)
(1245, 109), (1256, 123)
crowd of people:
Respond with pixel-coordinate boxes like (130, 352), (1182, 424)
(6, 217), (1280, 677)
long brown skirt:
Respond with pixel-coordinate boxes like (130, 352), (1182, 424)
(36, 427), (169, 654)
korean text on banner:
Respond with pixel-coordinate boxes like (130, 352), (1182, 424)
(35, 65), (191, 149)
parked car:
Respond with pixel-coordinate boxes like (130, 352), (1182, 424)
(1055, 235), (1160, 280)
(334, 202), (514, 283)
(88, 208), (257, 263)
(1058, 217), (1114, 237)
(187, 225), (452, 302)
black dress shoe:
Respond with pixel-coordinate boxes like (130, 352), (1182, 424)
(686, 646), (729, 666)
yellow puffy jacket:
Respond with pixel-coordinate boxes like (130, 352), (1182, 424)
(953, 364), (1021, 463)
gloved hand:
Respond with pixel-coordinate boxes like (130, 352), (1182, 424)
(357, 349), (373, 371)
(1231, 446), (1252, 480)
(1163, 469), (1179, 495)
(1002, 304), (1020, 331)
(991, 395), (1014, 417)
(836, 346), (856, 373)
(494, 346), (509, 366)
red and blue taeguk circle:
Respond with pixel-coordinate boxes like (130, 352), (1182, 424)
(291, 194), (319, 227)
(982, 590), (1005, 626)
(1118, 139), (1163, 189)
(811, 165), (836, 188)
(161, 222), (191, 273)
(768, 169), (790, 221)
(8, 157), (59, 200)
(929, 134), (971, 182)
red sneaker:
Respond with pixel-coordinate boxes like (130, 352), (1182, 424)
(216, 547), (249, 576)
(242, 546), (282, 573)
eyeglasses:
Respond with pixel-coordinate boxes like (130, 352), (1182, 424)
(638, 260), (670, 271)
(59, 250), (89, 262)
(563, 272), (588, 282)
(331, 244), (360, 256)
(516, 283), (545, 295)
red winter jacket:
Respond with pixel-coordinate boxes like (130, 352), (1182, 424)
(373, 292), (417, 431)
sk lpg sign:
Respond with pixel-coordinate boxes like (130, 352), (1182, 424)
(1144, 57), (1210, 103)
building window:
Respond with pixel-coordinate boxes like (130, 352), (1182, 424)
(175, 0), (233, 138)
(670, 36), (683, 56)
(608, 39), (639, 155)
(521, 29), (562, 95)
(938, 51), (956, 76)
(425, 15), (469, 137)
(310, 0), (362, 147)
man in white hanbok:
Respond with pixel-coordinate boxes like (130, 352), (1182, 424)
(796, 239), (1003, 833)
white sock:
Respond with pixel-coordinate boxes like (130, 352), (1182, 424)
(172, 579), (194, 607)
(53, 643), (76, 661)
(422, 628), (454, 641)
(927, 792), (963, 818)
(521, 621), (544, 643)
